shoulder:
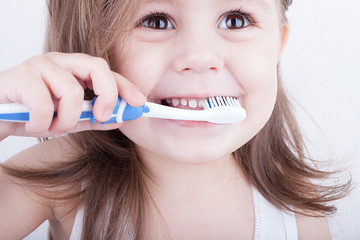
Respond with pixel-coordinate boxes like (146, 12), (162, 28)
(0, 136), (82, 238)
(295, 213), (332, 240)
(5, 135), (81, 169)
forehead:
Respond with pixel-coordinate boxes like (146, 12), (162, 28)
(142, 0), (274, 9)
(139, 0), (281, 17)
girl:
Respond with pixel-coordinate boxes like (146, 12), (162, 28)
(0, 0), (350, 239)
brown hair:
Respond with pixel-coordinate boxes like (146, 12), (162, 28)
(1, 0), (350, 239)
(280, 0), (293, 21)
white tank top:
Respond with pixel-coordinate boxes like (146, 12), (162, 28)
(70, 187), (298, 240)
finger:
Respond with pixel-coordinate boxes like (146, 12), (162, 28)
(114, 72), (146, 107)
(0, 122), (17, 140)
(38, 63), (85, 135)
(46, 53), (118, 122)
(19, 75), (54, 134)
(0, 57), (54, 135)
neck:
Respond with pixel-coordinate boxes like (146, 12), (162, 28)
(137, 148), (246, 202)
(136, 147), (255, 239)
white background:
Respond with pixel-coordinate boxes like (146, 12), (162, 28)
(0, 0), (359, 239)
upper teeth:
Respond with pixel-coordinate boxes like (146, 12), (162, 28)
(165, 98), (208, 109)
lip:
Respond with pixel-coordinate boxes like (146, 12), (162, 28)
(159, 118), (220, 128)
(147, 95), (243, 128)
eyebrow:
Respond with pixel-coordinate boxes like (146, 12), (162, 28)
(233, 0), (270, 9)
(143, 0), (271, 9)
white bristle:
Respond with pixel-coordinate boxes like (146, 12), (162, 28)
(219, 96), (225, 106)
(207, 98), (211, 108)
(214, 96), (219, 106)
(232, 97), (238, 106)
(225, 96), (230, 106)
(210, 97), (217, 108)
(227, 97), (232, 105)
(231, 97), (236, 106)
(199, 100), (210, 109)
(207, 96), (241, 108)
(215, 97), (219, 106)
(214, 97), (219, 107)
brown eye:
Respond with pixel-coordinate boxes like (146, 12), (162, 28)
(140, 14), (174, 30)
(218, 13), (251, 29)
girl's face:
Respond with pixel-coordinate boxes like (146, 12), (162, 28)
(113, 0), (288, 164)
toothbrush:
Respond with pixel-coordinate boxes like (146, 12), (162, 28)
(0, 96), (246, 124)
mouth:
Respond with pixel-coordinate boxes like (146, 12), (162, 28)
(160, 98), (209, 110)
(158, 96), (242, 110)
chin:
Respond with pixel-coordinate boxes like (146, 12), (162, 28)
(120, 117), (254, 165)
(157, 140), (239, 165)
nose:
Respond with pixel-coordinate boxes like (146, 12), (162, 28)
(172, 32), (224, 74)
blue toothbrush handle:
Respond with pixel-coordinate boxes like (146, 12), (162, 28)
(0, 97), (149, 124)
(0, 103), (32, 122)
(0, 100), (95, 123)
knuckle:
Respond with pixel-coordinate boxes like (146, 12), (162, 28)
(32, 99), (54, 116)
(93, 57), (110, 69)
(16, 63), (34, 78)
(71, 52), (87, 58)
(19, 55), (49, 78)
(18, 53), (60, 74)
(100, 92), (117, 106)
(26, 125), (44, 134)
(72, 83), (85, 98)
(26, 114), (53, 134)
(26, 123), (48, 135)
(19, 58), (41, 74)
(26, 55), (47, 66)
(54, 112), (80, 133)
(43, 51), (61, 60)
(64, 80), (85, 100)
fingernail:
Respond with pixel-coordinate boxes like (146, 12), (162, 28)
(103, 110), (113, 120)
(52, 131), (64, 137)
(134, 90), (146, 102)
(132, 88), (145, 100)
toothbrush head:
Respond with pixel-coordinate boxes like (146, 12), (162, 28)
(199, 96), (246, 124)
(201, 96), (242, 109)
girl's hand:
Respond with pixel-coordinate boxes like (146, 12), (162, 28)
(0, 52), (146, 140)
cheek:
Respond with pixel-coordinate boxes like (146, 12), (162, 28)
(114, 43), (170, 96)
(229, 40), (279, 131)
(245, 62), (278, 131)
(227, 32), (279, 84)
(231, 44), (278, 90)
